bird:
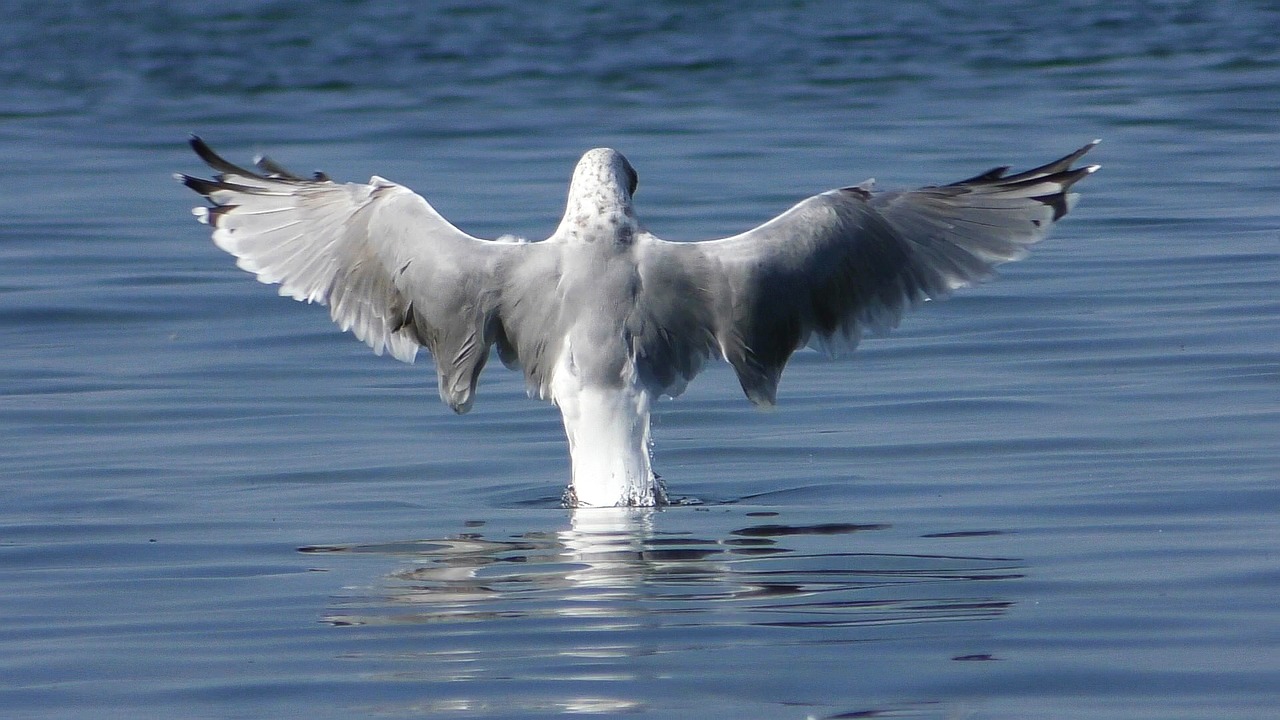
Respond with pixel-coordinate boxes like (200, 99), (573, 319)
(179, 136), (1098, 508)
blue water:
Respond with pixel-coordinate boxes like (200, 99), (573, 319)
(2, 2), (1278, 718)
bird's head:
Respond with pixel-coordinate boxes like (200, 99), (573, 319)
(569, 148), (637, 201)
(556, 148), (640, 242)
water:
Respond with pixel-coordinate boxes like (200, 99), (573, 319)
(2, 1), (1277, 718)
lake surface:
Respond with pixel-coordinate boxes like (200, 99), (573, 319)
(2, 2), (1277, 718)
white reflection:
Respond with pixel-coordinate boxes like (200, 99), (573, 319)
(313, 509), (1020, 718)
(559, 506), (653, 590)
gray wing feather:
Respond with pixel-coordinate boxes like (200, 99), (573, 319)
(489, 245), (564, 398)
(630, 242), (720, 396)
(667, 141), (1099, 406)
(179, 137), (513, 413)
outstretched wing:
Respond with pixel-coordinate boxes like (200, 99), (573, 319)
(178, 136), (515, 413)
(667, 141), (1099, 406)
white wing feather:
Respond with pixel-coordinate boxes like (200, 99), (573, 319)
(180, 137), (513, 411)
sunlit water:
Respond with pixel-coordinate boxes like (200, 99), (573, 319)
(2, 2), (1277, 718)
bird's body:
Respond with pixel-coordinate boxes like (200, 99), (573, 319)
(180, 139), (1097, 507)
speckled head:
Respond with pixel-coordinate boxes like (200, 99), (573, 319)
(572, 148), (637, 197)
(556, 148), (641, 242)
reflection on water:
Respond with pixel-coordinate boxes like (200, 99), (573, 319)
(301, 510), (1021, 717)
(304, 511), (1020, 630)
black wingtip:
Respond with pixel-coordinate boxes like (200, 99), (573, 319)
(178, 173), (222, 197)
(998, 140), (1101, 184)
(188, 134), (215, 161)
(254, 154), (307, 181)
(187, 135), (261, 178)
(947, 165), (1011, 187)
(187, 135), (332, 185)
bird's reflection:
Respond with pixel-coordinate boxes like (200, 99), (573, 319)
(304, 508), (1020, 631)
(302, 510), (1021, 717)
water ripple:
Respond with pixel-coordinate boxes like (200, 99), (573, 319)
(305, 510), (1021, 643)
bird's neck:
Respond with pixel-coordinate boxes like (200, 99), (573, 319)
(553, 194), (639, 246)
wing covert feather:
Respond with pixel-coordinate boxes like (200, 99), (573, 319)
(179, 137), (516, 413)
(664, 142), (1098, 406)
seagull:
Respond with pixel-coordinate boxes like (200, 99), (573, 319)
(179, 137), (1098, 508)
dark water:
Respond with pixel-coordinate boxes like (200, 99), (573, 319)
(2, 2), (1278, 718)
